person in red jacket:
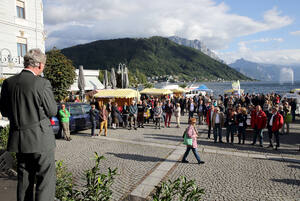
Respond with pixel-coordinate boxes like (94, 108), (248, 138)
(251, 105), (267, 147)
(206, 105), (215, 139)
(267, 107), (284, 150)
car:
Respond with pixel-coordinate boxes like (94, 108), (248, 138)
(52, 103), (98, 138)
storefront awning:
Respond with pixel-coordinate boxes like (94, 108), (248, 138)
(69, 77), (104, 91)
(140, 88), (173, 95)
(93, 89), (140, 99)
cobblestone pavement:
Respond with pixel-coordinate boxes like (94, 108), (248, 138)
(55, 137), (173, 201)
(166, 153), (300, 201)
(54, 116), (300, 201)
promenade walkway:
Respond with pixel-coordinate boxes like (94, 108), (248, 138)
(1, 116), (299, 200)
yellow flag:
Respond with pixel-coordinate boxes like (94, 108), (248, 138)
(232, 80), (240, 90)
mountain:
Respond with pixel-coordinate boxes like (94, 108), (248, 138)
(230, 58), (300, 81)
(61, 36), (250, 81)
(168, 36), (224, 63)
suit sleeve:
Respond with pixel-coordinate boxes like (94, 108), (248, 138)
(0, 80), (9, 117)
(41, 80), (57, 117)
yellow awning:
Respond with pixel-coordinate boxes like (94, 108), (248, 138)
(93, 89), (140, 99)
(171, 87), (186, 93)
(290, 88), (300, 93)
(224, 89), (244, 93)
(140, 88), (173, 95)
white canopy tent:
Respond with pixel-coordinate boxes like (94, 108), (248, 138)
(69, 77), (104, 91)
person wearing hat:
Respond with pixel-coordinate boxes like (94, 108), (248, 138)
(267, 106), (283, 150)
(182, 118), (205, 164)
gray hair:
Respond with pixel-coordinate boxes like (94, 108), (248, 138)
(23, 48), (46, 68)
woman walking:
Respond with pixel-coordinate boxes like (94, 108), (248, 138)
(182, 118), (205, 164)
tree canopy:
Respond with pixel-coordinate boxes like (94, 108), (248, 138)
(44, 48), (76, 102)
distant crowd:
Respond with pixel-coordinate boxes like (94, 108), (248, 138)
(61, 92), (297, 150)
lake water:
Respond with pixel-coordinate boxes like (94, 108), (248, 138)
(200, 81), (300, 96)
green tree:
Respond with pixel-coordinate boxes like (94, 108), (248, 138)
(44, 48), (76, 102)
(179, 83), (187, 88)
(0, 78), (5, 86)
(98, 70), (104, 82)
(128, 71), (138, 88)
(144, 83), (154, 88)
(136, 69), (147, 84)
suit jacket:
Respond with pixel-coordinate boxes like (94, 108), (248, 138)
(211, 112), (224, 128)
(0, 70), (57, 153)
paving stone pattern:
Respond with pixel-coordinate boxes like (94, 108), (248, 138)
(54, 116), (300, 201)
(55, 137), (173, 201)
(166, 152), (300, 201)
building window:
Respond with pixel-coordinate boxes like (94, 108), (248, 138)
(16, 0), (25, 19)
(17, 37), (27, 57)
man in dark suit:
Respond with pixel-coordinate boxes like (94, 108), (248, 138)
(0, 49), (57, 201)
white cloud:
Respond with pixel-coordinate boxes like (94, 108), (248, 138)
(290, 30), (300, 35)
(240, 38), (284, 45)
(43, 0), (293, 50)
(218, 48), (300, 66)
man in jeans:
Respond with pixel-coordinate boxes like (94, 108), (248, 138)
(89, 104), (99, 137)
(251, 105), (267, 147)
(211, 107), (224, 143)
(267, 107), (283, 150)
(128, 100), (137, 130)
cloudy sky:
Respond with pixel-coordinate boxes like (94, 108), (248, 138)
(43, 0), (300, 65)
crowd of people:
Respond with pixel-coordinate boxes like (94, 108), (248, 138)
(82, 92), (297, 151)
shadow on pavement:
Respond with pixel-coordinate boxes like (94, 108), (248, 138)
(143, 133), (183, 142)
(197, 138), (300, 156)
(253, 157), (300, 164)
(287, 165), (300, 169)
(106, 152), (171, 162)
(270, 178), (300, 186)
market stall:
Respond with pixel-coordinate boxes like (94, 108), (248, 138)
(140, 88), (173, 98)
(171, 87), (186, 97)
(93, 89), (140, 107)
(161, 85), (186, 97)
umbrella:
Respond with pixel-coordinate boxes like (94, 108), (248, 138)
(103, 70), (108, 89)
(110, 68), (117, 89)
(196, 84), (212, 91)
(124, 67), (129, 88)
(78, 65), (85, 101)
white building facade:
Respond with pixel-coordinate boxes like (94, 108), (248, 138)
(0, 0), (45, 78)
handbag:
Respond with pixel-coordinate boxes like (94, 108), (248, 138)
(183, 131), (193, 146)
(285, 113), (292, 123)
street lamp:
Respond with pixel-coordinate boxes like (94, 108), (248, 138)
(118, 63), (126, 88)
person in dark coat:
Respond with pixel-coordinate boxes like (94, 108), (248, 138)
(236, 107), (248, 144)
(89, 104), (99, 137)
(122, 102), (130, 128)
(0, 49), (57, 201)
(164, 99), (173, 127)
(111, 102), (121, 129)
(137, 100), (145, 128)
